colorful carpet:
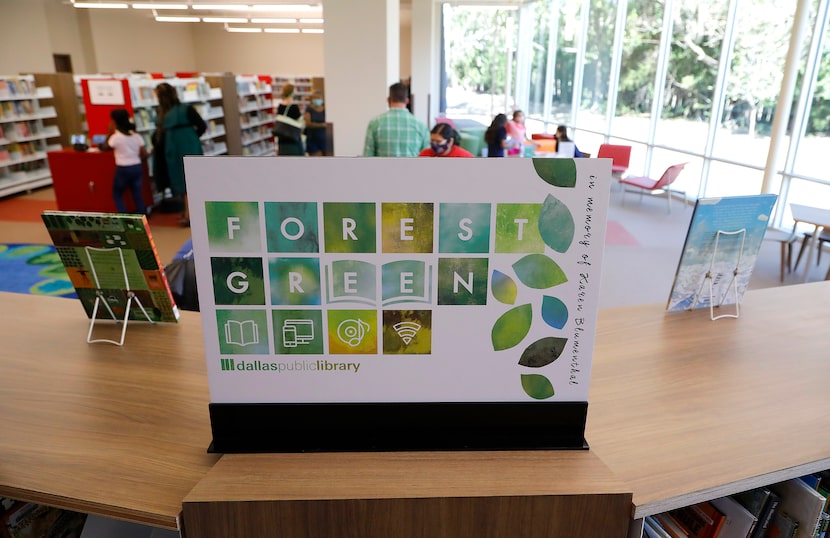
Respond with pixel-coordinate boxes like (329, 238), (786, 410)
(0, 244), (77, 298)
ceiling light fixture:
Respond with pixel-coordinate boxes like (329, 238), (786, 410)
(301, 28), (323, 33)
(227, 26), (263, 32)
(202, 16), (249, 22)
(250, 4), (320, 12)
(264, 27), (300, 33)
(192, 4), (251, 10)
(132, 3), (188, 8)
(250, 17), (297, 23)
(73, 2), (129, 8)
(155, 15), (200, 21)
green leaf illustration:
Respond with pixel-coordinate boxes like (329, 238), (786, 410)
(541, 296), (568, 329)
(531, 158), (577, 188)
(512, 254), (567, 289)
(518, 337), (568, 368)
(538, 194), (574, 253)
(521, 374), (555, 400)
(491, 304), (532, 351)
(491, 270), (518, 305)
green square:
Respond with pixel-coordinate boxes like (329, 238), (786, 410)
(381, 202), (434, 253)
(323, 202), (376, 253)
(383, 310), (432, 354)
(265, 202), (319, 253)
(269, 257), (321, 305)
(327, 310), (377, 354)
(437, 258), (489, 305)
(273, 310), (324, 354)
(494, 203), (544, 253)
(438, 203), (491, 253)
(211, 257), (266, 305)
(206, 201), (261, 252)
(216, 309), (270, 354)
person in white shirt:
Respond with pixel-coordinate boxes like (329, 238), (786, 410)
(104, 108), (148, 214)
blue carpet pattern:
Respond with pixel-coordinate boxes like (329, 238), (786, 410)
(0, 244), (77, 298)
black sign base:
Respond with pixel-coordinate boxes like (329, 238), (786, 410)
(208, 401), (588, 453)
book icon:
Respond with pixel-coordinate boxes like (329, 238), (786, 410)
(224, 319), (259, 347)
(282, 319), (315, 347)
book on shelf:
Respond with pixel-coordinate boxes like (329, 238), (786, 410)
(711, 495), (758, 538)
(734, 486), (781, 538)
(646, 515), (674, 538)
(770, 478), (827, 538)
(767, 511), (798, 538)
(41, 211), (180, 323)
(669, 501), (726, 538)
(653, 512), (690, 538)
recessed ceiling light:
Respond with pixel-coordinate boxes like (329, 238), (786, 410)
(73, 2), (129, 8)
(132, 3), (189, 9)
(264, 27), (300, 33)
(250, 18), (296, 23)
(202, 16), (249, 22)
(250, 4), (320, 12)
(301, 28), (323, 33)
(155, 15), (200, 21)
(227, 27), (263, 32)
(192, 4), (251, 10)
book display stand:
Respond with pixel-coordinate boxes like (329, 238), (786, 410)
(84, 246), (154, 346)
(690, 228), (746, 321)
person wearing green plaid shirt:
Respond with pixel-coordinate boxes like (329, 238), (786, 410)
(363, 82), (430, 157)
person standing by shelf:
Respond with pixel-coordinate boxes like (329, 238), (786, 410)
(363, 82), (430, 157)
(155, 82), (206, 227)
(274, 83), (305, 156)
(101, 108), (147, 215)
(303, 90), (327, 156)
(418, 123), (473, 157)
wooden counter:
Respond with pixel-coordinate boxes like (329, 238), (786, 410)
(182, 451), (632, 538)
(0, 292), (219, 530)
(587, 280), (830, 520)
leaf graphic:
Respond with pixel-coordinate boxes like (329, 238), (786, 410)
(541, 296), (568, 329)
(521, 374), (555, 400)
(518, 337), (568, 367)
(531, 158), (577, 188)
(538, 194), (574, 253)
(512, 254), (567, 289)
(491, 270), (518, 305)
(491, 304), (532, 351)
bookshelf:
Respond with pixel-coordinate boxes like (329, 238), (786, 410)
(0, 75), (61, 198)
(233, 74), (275, 157)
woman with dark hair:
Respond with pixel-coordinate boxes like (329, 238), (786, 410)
(418, 122), (473, 157)
(484, 113), (509, 157)
(554, 125), (585, 158)
(155, 82), (206, 226)
(103, 108), (147, 214)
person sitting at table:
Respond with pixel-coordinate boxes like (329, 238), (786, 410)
(418, 123), (473, 158)
(555, 125), (585, 158)
(506, 110), (536, 156)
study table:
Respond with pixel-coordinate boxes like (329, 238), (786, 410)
(790, 203), (830, 282)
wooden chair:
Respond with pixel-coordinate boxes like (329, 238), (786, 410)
(619, 163), (688, 213)
(763, 228), (797, 282)
(793, 228), (830, 271)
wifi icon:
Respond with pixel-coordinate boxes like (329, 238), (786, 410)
(393, 321), (422, 345)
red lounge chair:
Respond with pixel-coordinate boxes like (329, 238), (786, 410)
(619, 163), (688, 213)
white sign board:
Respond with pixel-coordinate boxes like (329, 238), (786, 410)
(187, 157), (610, 407)
(86, 79), (125, 106)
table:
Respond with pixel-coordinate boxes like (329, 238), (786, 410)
(790, 203), (830, 282)
(0, 292), (219, 531)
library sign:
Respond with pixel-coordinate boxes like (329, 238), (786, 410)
(186, 156), (611, 452)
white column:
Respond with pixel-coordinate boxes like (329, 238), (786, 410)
(323, 0), (399, 156)
(410, 0), (440, 127)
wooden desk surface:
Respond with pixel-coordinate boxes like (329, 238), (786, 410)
(587, 281), (830, 519)
(0, 292), (219, 530)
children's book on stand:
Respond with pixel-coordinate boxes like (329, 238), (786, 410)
(41, 211), (179, 344)
(666, 194), (778, 318)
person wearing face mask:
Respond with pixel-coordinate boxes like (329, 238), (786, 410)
(304, 90), (327, 156)
(418, 122), (473, 157)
